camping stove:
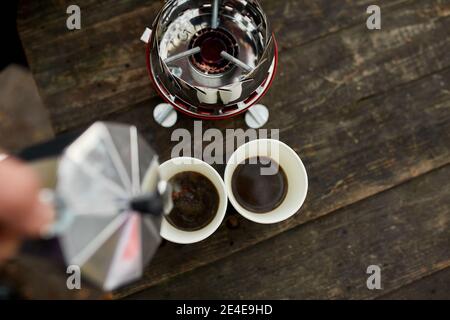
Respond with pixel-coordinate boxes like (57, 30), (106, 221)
(144, 0), (278, 120)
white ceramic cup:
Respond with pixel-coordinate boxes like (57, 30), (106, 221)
(157, 157), (227, 244)
(224, 139), (308, 224)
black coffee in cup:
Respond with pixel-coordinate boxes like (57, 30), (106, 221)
(231, 156), (288, 213)
(166, 171), (219, 231)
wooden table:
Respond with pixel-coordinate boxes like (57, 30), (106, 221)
(14, 0), (450, 299)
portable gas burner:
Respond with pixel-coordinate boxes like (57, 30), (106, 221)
(142, 0), (278, 123)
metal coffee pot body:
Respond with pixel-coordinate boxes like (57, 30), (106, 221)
(20, 122), (172, 291)
(146, 0), (278, 119)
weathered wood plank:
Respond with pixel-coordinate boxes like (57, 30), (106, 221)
(0, 255), (106, 300)
(378, 268), (450, 300)
(114, 65), (450, 298)
(112, 0), (450, 297)
(263, 0), (411, 51)
(127, 165), (450, 299)
(264, 0), (450, 135)
(15, 0), (450, 299)
(0, 65), (53, 152)
(17, 0), (413, 133)
(17, 0), (164, 133)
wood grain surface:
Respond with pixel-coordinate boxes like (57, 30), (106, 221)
(12, 0), (450, 299)
(0, 65), (53, 152)
(128, 165), (450, 299)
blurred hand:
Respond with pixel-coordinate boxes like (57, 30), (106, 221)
(0, 156), (54, 263)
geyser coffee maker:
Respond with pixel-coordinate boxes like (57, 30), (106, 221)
(20, 122), (173, 291)
(142, 0), (278, 126)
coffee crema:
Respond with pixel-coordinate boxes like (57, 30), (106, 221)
(166, 171), (219, 231)
(231, 156), (288, 213)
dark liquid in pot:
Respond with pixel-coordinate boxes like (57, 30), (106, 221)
(231, 157), (288, 213)
(166, 171), (219, 231)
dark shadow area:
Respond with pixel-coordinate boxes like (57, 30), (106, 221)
(2, 0), (28, 71)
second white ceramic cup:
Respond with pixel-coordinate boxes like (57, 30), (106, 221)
(224, 139), (308, 224)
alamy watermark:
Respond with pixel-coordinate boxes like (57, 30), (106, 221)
(170, 121), (280, 175)
(66, 5), (81, 30)
(66, 265), (81, 290)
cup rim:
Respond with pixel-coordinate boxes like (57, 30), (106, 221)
(224, 139), (308, 224)
(158, 157), (227, 244)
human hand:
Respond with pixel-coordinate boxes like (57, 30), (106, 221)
(0, 155), (54, 263)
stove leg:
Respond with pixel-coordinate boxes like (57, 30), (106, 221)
(245, 104), (269, 129)
(153, 103), (178, 128)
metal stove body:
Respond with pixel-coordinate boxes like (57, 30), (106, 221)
(146, 0), (278, 120)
